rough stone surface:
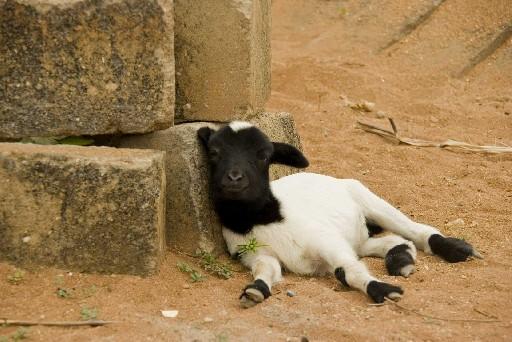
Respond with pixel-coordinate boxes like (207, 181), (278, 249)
(0, 0), (174, 139)
(0, 143), (166, 275)
(174, 0), (271, 122)
(119, 112), (303, 254)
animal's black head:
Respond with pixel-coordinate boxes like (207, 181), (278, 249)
(197, 121), (309, 204)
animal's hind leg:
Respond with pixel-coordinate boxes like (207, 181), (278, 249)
(346, 180), (482, 262)
(359, 235), (417, 277)
(320, 239), (403, 303)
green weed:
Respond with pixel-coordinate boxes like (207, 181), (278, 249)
(7, 270), (25, 285)
(237, 238), (267, 256)
(177, 262), (205, 282)
(196, 250), (233, 279)
(0, 328), (29, 342)
(80, 306), (98, 321)
(11, 328), (28, 341)
(56, 287), (71, 298)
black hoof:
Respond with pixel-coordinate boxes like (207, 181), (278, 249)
(367, 281), (403, 303)
(428, 234), (482, 263)
(334, 267), (349, 287)
(385, 244), (415, 277)
(239, 279), (271, 309)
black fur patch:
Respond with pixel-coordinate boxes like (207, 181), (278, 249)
(334, 267), (349, 287)
(428, 234), (474, 263)
(366, 221), (384, 237)
(242, 279), (271, 299)
(271, 142), (309, 168)
(385, 244), (414, 276)
(366, 281), (403, 303)
(197, 126), (214, 146)
(215, 195), (283, 234)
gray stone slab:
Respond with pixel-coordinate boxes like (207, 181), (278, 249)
(174, 0), (271, 122)
(0, 0), (175, 139)
(0, 143), (166, 275)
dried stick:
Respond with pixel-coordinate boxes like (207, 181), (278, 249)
(1, 319), (118, 327)
(357, 118), (512, 154)
(473, 307), (499, 319)
(382, 298), (501, 323)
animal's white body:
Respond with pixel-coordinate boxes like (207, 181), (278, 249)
(200, 121), (480, 305)
(223, 172), (438, 293)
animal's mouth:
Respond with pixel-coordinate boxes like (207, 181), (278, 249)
(222, 185), (249, 194)
(219, 185), (250, 200)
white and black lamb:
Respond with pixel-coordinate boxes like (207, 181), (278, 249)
(197, 121), (482, 308)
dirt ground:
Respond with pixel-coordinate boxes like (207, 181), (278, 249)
(1, 0), (511, 341)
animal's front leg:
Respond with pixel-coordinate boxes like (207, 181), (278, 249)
(240, 254), (282, 309)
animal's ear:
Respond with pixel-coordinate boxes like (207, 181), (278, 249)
(197, 127), (215, 147)
(271, 142), (309, 168)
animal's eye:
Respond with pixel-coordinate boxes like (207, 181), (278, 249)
(209, 148), (220, 160)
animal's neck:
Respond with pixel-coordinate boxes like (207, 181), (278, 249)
(215, 192), (283, 235)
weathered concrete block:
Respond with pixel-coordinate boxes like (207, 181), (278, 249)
(120, 112), (303, 254)
(0, 143), (166, 275)
(0, 0), (174, 139)
(174, 0), (271, 122)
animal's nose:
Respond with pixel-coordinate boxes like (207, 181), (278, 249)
(228, 170), (243, 182)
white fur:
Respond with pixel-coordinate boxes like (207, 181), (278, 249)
(229, 121), (254, 132)
(223, 173), (442, 295)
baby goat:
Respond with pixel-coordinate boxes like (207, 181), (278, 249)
(198, 121), (482, 307)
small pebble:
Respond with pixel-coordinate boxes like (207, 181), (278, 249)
(182, 284), (191, 289)
(447, 218), (465, 227)
(363, 101), (375, 112)
(161, 310), (178, 318)
(204, 317), (214, 323)
(430, 116), (439, 123)
(286, 290), (296, 297)
(376, 110), (387, 118)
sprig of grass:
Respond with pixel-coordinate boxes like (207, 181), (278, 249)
(11, 328), (28, 341)
(56, 288), (71, 299)
(80, 306), (98, 321)
(196, 250), (233, 279)
(7, 270), (25, 285)
(81, 285), (97, 299)
(237, 238), (268, 256)
(0, 328), (29, 342)
(177, 262), (205, 282)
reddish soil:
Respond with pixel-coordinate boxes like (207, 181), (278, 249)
(1, 0), (511, 341)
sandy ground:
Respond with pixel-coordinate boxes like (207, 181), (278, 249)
(1, 0), (512, 341)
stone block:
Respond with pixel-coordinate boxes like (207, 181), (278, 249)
(0, 143), (166, 275)
(0, 0), (175, 139)
(174, 0), (271, 122)
(119, 112), (303, 254)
